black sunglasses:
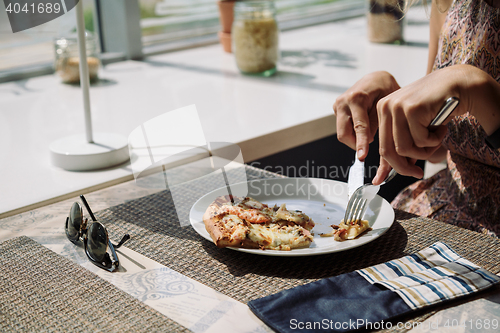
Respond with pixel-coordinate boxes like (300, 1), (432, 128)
(65, 195), (130, 272)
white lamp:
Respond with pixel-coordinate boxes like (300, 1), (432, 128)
(50, 0), (129, 171)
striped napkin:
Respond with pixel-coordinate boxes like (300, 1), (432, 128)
(248, 242), (499, 333)
(357, 242), (500, 310)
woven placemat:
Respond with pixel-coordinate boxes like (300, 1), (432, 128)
(0, 236), (189, 333)
(94, 166), (500, 332)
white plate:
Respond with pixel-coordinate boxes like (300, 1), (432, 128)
(189, 178), (394, 256)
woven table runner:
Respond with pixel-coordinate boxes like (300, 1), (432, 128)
(94, 166), (500, 332)
(0, 236), (189, 333)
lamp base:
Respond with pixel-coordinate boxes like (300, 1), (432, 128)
(50, 133), (129, 171)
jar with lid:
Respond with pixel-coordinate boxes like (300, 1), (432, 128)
(232, 1), (279, 76)
(367, 0), (405, 44)
(54, 31), (100, 84)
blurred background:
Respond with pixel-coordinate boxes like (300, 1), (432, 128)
(0, 0), (362, 79)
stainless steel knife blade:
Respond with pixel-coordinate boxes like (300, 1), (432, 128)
(347, 152), (364, 198)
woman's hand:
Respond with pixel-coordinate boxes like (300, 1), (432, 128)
(373, 65), (469, 181)
(373, 64), (500, 184)
(333, 71), (400, 161)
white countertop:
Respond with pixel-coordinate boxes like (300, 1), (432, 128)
(0, 7), (429, 217)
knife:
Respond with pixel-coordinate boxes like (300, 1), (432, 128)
(346, 97), (460, 199)
(348, 153), (364, 198)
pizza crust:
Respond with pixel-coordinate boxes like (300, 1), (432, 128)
(203, 195), (247, 248)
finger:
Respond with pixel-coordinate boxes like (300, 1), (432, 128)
(401, 157), (424, 179)
(390, 157), (424, 179)
(335, 105), (356, 150)
(372, 157), (392, 185)
(428, 124), (448, 142)
(386, 150), (424, 179)
(378, 103), (424, 179)
(368, 105), (379, 144)
(392, 107), (435, 160)
(407, 111), (448, 148)
(350, 103), (371, 161)
(406, 157), (425, 179)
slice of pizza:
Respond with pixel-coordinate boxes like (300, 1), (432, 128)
(203, 195), (314, 251)
(320, 219), (371, 241)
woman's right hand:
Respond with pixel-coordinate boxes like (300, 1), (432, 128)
(333, 71), (400, 161)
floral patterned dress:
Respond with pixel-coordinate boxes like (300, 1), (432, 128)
(392, 0), (500, 237)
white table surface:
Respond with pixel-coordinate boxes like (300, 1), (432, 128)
(0, 7), (429, 217)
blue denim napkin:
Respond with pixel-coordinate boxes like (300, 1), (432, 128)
(248, 242), (499, 333)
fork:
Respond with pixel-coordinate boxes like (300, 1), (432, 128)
(343, 169), (396, 223)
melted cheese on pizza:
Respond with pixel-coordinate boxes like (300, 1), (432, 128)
(275, 203), (314, 229)
(319, 220), (371, 242)
(342, 220), (370, 240)
(321, 219), (370, 241)
(247, 223), (312, 250)
(221, 215), (248, 242)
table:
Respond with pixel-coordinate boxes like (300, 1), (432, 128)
(1, 158), (499, 332)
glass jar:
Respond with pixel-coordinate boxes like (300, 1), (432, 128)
(367, 0), (405, 44)
(54, 31), (100, 84)
(232, 1), (279, 76)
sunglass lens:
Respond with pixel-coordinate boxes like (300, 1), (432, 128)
(86, 222), (108, 263)
(66, 202), (83, 242)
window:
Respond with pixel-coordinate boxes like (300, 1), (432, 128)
(0, 0), (363, 82)
(0, 0), (96, 81)
(140, 0), (220, 48)
(139, 0), (364, 51)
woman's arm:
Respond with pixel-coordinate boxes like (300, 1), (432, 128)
(427, 0), (450, 74)
(459, 65), (500, 136)
(425, 0), (452, 163)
